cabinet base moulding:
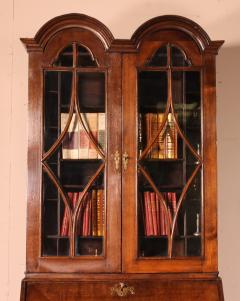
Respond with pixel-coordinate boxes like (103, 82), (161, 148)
(20, 275), (224, 301)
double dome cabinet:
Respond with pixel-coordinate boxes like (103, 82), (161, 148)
(20, 14), (224, 301)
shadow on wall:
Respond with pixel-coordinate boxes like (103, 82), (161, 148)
(216, 46), (240, 140)
(216, 45), (240, 301)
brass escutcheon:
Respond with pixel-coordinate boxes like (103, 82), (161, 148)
(111, 282), (135, 297)
(122, 152), (129, 171)
(113, 150), (120, 171)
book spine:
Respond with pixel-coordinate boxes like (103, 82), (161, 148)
(159, 195), (165, 235)
(97, 190), (101, 236)
(147, 191), (153, 235)
(158, 113), (165, 159)
(165, 113), (177, 159)
(150, 192), (157, 235)
(97, 189), (104, 236)
(144, 192), (150, 236)
(68, 192), (79, 236)
(171, 192), (178, 234)
(97, 113), (105, 158)
(87, 113), (98, 159)
(79, 113), (89, 159)
(75, 192), (83, 236)
(91, 190), (98, 236)
(151, 114), (159, 158)
(155, 194), (160, 235)
(88, 196), (92, 236)
(61, 192), (75, 236)
(61, 113), (80, 159)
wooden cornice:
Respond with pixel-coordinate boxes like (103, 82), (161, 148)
(21, 14), (224, 55)
(21, 13), (114, 52)
(131, 15), (224, 54)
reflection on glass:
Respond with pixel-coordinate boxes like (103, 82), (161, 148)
(147, 46), (167, 67)
(138, 71), (168, 113)
(77, 45), (97, 67)
(171, 46), (190, 67)
(44, 71), (72, 152)
(54, 45), (73, 67)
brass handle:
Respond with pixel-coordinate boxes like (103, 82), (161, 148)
(111, 282), (135, 297)
(113, 150), (120, 171)
(122, 152), (129, 171)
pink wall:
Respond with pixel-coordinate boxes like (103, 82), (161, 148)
(1, 0), (240, 300)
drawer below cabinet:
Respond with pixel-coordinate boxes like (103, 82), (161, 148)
(24, 278), (223, 301)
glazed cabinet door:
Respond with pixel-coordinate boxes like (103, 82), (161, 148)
(25, 24), (122, 273)
(122, 28), (217, 273)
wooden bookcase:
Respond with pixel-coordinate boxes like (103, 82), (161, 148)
(20, 14), (224, 301)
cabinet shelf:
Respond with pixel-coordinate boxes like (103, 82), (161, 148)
(60, 158), (102, 163)
(143, 158), (184, 163)
(46, 235), (103, 239)
(141, 185), (184, 192)
(141, 235), (201, 239)
(63, 184), (104, 190)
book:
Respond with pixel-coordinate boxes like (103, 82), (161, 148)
(141, 191), (178, 237)
(164, 113), (178, 159)
(143, 192), (150, 236)
(60, 189), (105, 238)
(79, 113), (90, 159)
(61, 113), (106, 159)
(61, 113), (80, 159)
(97, 113), (105, 158)
(159, 196), (166, 235)
(61, 192), (79, 236)
(91, 190), (98, 236)
(150, 192), (158, 235)
(144, 113), (178, 159)
(144, 191), (154, 236)
(151, 114), (159, 158)
(157, 113), (165, 159)
(85, 113), (98, 159)
(97, 189), (104, 236)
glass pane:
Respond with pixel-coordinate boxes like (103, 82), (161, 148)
(172, 71), (201, 158)
(172, 169), (202, 257)
(44, 71), (72, 153)
(137, 67), (202, 258)
(42, 172), (70, 256)
(171, 70), (202, 257)
(138, 71), (168, 157)
(77, 45), (97, 67)
(138, 70), (170, 257)
(43, 70), (106, 257)
(138, 71), (167, 113)
(54, 45), (73, 67)
(147, 46), (167, 66)
(75, 172), (105, 256)
(78, 72), (105, 112)
(171, 46), (190, 67)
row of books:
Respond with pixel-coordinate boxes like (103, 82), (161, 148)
(61, 113), (105, 159)
(141, 191), (177, 236)
(140, 113), (178, 159)
(61, 190), (104, 237)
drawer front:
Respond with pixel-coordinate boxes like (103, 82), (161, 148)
(25, 279), (220, 301)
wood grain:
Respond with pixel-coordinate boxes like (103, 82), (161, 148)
(20, 13), (224, 301)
